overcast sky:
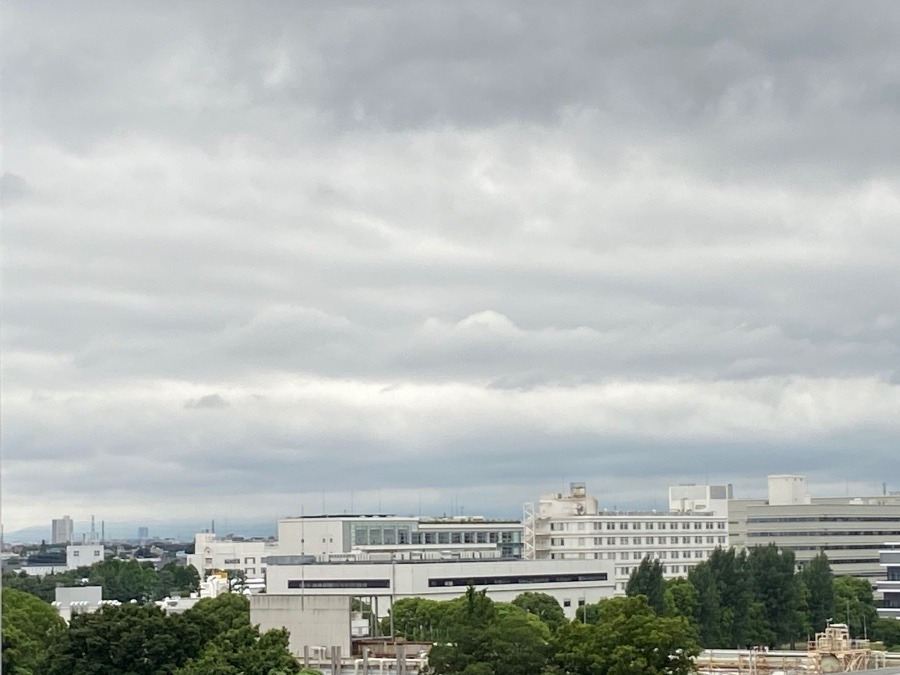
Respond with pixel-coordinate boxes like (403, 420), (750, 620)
(2, 1), (899, 534)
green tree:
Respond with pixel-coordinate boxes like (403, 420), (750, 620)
(383, 596), (457, 641)
(175, 624), (300, 675)
(47, 603), (190, 675)
(832, 576), (877, 638)
(512, 592), (567, 632)
(688, 561), (724, 647)
(427, 587), (552, 675)
(551, 595), (698, 675)
(663, 577), (699, 626)
(747, 545), (806, 647)
(153, 563), (201, 601)
(625, 556), (665, 615)
(873, 618), (900, 650)
(180, 593), (252, 657)
(2, 588), (66, 675)
(800, 552), (834, 633)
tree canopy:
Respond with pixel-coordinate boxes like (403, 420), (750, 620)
(2, 588), (67, 675)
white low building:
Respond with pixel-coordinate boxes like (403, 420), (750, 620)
(253, 557), (615, 658)
(524, 483), (729, 592)
(52, 586), (105, 623)
(264, 557), (614, 616)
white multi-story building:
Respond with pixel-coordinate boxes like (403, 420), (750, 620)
(275, 514), (523, 560)
(877, 543), (900, 620)
(186, 533), (275, 577)
(524, 483), (728, 591)
(52, 516), (74, 545)
(729, 476), (900, 581)
(67, 544), (104, 569)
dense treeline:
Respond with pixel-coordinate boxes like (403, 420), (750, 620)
(625, 545), (899, 650)
(2, 559), (200, 603)
(2, 589), (301, 675)
(388, 587), (698, 675)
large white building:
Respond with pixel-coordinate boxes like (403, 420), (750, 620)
(275, 514), (523, 560)
(52, 516), (74, 545)
(728, 475), (900, 581)
(523, 483), (729, 591)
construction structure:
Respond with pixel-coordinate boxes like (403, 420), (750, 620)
(694, 623), (894, 674)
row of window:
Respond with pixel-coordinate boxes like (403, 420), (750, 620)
(352, 526), (521, 547)
(428, 572), (608, 588)
(748, 516), (900, 524)
(549, 521), (725, 532)
(749, 530), (900, 538)
(550, 550), (714, 561)
(549, 536), (726, 547)
(412, 531), (520, 546)
(617, 564), (696, 576)
(288, 579), (390, 589)
(222, 557), (258, 565)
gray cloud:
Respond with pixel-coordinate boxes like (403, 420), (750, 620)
(1, 1), (899, 532)
(185, 393), (230, 409)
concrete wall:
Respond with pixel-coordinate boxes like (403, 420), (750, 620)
(250, 594), (351, 657)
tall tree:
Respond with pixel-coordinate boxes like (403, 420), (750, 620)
(832, 576), (878, 638)
(174, 625), (300, 675)
(625, 556), (665, 615)
(747, 545), (806, 647)
(2, 588), (66, 675)
(512, 592), (567, 632)
(688, 561), (724, 647)
(427, 588), (552, 675)
(551, 596), (698, 675)
(800, 552), (834, 633)
(663, 577), (699, 627)
(48, 603), (190, 675)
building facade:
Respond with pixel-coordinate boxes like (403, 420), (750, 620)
(52, 516), (74, 545)
(877, 543), (900, 620)
(186, 533), (275, 578)
(67, 544), (104, 569)
(275, 514), (523, 560)
(523, 483), (728, 592)
(263, 557), (615, 619)
(729, 476), (900, 581)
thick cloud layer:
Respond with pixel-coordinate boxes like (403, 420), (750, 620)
(2, 1), (899, 532)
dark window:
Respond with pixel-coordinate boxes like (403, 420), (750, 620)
(428, 572), (608, 588)
(288, 579), (390, 589)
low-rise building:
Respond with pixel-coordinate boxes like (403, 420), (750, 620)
(253, 556), (615, 657)
(523, 483), (728, 592)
